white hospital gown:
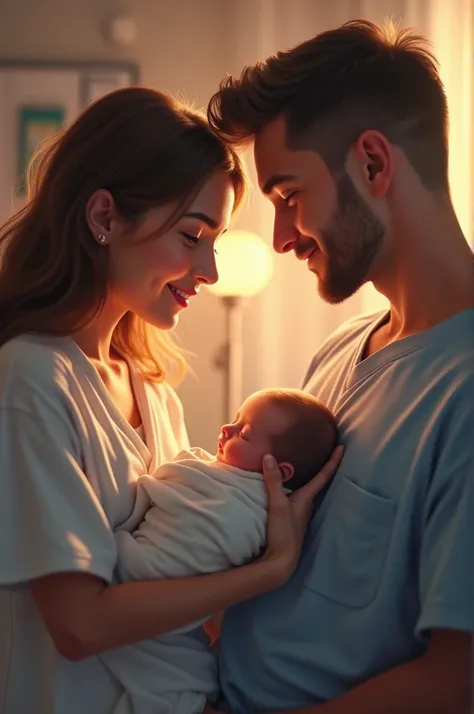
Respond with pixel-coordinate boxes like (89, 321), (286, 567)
(0, 334), (190, 714)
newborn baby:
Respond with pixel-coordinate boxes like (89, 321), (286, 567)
(216, 387), (336, 491)
(101, 388), (337, 714)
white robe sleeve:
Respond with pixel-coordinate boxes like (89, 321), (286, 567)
(0, 363), (117, 585)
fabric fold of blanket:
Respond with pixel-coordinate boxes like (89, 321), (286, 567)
(101, 448), (268, 714)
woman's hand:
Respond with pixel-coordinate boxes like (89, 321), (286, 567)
(29, 450), (341, 659)
(260, 445), (344, 583)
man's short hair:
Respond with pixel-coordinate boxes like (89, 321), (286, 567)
(208, 20), (448, 190)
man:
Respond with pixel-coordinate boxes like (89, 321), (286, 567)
(207, 19), (474, 714)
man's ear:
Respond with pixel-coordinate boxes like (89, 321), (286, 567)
(349, 129), (392, 199)
(278, 462), (295, 482)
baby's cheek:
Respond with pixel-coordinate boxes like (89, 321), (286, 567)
(226, 441), (254, 470)
(240, 445), (265, 472)
(228, 441), (246, 463)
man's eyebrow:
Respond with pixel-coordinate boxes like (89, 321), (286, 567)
(182, 211), (218, 229)
(261, 174), (297, 195)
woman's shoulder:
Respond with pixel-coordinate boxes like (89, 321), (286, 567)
(0, 334), (78, 401)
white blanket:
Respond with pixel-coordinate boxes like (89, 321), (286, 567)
(100, 448), (268, 714)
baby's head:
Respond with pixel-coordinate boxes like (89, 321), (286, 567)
(217, 388), (337, 490)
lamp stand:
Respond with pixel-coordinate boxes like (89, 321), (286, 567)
(214, 295), (245, 424)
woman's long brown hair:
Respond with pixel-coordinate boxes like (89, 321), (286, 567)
(0, 87), (246, 382)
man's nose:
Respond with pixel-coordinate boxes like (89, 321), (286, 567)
(273, 215), (300, 255)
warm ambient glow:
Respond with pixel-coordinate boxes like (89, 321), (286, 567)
(208, 229), (274, 298)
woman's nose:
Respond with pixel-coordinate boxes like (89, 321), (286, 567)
(192, 250), (219, 286)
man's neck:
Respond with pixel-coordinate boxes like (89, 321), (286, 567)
(370, 204), (474, 349)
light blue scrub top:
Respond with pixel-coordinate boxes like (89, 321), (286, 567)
(219, 308), (474, 713)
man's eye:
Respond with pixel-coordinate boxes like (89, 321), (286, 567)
(283, 191), (298, 207)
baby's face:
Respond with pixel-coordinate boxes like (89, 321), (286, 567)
(216, 391), (291, 472)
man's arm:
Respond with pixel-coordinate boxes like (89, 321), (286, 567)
(276, 629), (472, 714)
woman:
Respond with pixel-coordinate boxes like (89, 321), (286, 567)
(0, 87), (342, 714)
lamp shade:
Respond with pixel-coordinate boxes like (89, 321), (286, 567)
(208, 229), (274, 298)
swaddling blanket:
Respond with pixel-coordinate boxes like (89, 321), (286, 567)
(100, 448), (268, 714)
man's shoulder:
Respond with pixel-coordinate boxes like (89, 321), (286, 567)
(327, 310), (384, 341)
(303, 310), (385, 386)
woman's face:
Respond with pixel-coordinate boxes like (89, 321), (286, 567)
(91, 171), (235, 329)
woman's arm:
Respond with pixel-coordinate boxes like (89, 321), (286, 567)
(30, 555), (282, 661)
(31, 446), (344, 661)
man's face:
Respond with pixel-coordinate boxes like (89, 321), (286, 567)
(254, 116), (385, 303)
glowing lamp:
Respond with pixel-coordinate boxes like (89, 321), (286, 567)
(208, 230), (274, 422)
(208, 229), (274, 298)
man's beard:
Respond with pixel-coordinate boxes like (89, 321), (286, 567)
(301, 173), (385, 304)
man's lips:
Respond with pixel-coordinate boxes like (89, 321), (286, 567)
(307, 246), (324, 272)
(295, 243), (320, 263)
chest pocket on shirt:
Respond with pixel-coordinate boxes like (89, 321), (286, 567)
(304, 474), (396, 608)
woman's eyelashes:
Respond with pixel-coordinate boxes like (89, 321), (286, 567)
(181, 231), (219, 254)
(181, 231), (201, 247)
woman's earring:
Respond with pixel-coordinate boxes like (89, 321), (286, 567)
(96, 233), (108, 245)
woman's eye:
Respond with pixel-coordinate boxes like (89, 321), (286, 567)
(181, 232), (201, 246)
(283, 191), (298, 207)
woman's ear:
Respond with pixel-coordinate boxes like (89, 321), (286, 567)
(85, 189), (116, 240)
(278, 462), (295, 482)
